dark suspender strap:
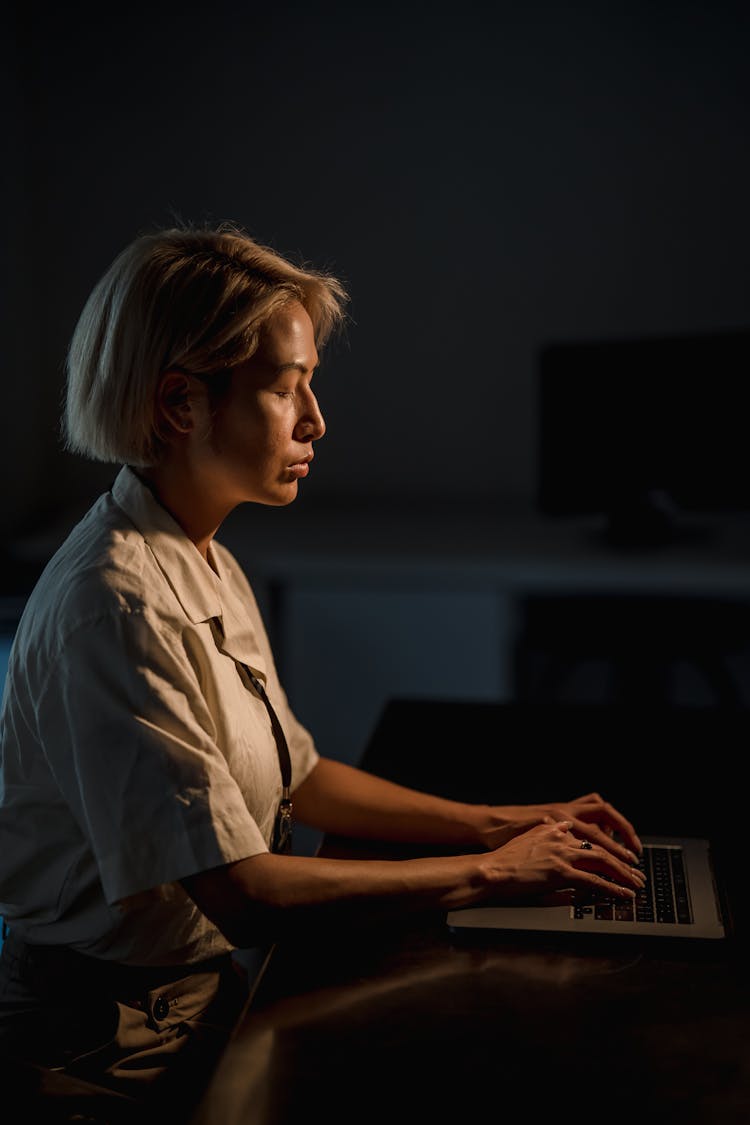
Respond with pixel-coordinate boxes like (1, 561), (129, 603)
(242, 667), (292, 790)
(242, 665), (294, 855)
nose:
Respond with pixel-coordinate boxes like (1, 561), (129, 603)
(295, 390), (326, 442)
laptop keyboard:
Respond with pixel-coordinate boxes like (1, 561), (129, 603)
(572, 843), (693, 925)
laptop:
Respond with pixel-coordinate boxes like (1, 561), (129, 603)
(361, 699), (740, 944)
(447, 834), (727, 941)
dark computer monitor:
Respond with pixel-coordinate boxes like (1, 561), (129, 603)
(537, 328), (750, 542)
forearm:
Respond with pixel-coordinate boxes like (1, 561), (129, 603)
(183, 849), (490, 948)
(182, 819), (642, 948)
(292, 757), (492, 850)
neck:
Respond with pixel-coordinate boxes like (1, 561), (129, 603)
(134, 461), (234, 562)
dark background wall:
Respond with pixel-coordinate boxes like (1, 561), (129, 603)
(5, 0), (750, 539)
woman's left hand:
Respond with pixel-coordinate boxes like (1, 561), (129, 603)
(479, 792), (642, 865)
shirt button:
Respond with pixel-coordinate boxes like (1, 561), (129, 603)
(153, 996), (169, 1021)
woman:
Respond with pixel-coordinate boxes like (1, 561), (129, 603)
(0, 223), (644, 1119)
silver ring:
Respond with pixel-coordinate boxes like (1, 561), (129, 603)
(579, 840), (593, 850)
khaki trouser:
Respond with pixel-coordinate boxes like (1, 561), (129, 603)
(0, 929), (250, 1122)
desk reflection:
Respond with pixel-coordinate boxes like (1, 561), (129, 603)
(191, 701), (750, 1125)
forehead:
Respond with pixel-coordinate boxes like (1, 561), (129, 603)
(259, 301), (318, 370)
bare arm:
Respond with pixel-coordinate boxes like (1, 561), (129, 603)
(182, 850), (483, 946)
(181, 821), (644, 948)
(291, 756), (493, 849)
(292, 758), (642, 861)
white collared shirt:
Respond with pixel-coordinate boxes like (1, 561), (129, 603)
(0, 467), (319, 965)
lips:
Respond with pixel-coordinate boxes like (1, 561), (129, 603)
(287, 452), (313, 479)
(288, 453), (313, 469)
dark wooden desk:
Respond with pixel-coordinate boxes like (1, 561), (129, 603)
(191, 701), (750, 1125)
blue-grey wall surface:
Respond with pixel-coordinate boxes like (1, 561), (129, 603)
(5, 0), (750, 534)
(4, 0), (750, 763)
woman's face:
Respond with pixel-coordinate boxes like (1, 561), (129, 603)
(197, 300), (325, 508)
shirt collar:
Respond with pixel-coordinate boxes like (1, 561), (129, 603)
(111, 466), (267, 678)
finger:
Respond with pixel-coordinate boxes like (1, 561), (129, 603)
(571, 842), (645, 891)
(508, 816), (553, 839)
(553, 820), (573, 837)
(567, 792), (604, 805)
(600, 807), (643, 856)
(565, 867), (637, 901)
(568, 818), (640, 866)
(574, 800), (643, 856)
(568, 876), (636, 902)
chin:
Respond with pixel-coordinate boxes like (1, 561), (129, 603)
(254, 484), (300, 507)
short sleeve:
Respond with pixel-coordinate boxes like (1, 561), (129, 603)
(35, 606), (269, 905)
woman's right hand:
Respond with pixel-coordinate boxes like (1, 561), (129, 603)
(480, 819), (646, 902)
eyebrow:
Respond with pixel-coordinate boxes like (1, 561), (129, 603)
(274, 361), (319, 375)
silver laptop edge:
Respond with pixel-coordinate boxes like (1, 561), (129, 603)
(447, 837), (726, 940)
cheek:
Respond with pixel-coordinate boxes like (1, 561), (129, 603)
(217, 397), (290, 466)
(231, 406), (279, 452)
(248, 422), (290, 477)
(263, 411), (294, 451)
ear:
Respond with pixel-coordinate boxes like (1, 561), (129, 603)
(156, 370), (197, 437)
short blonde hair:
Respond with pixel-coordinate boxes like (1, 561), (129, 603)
(63, 223), (349, 466)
